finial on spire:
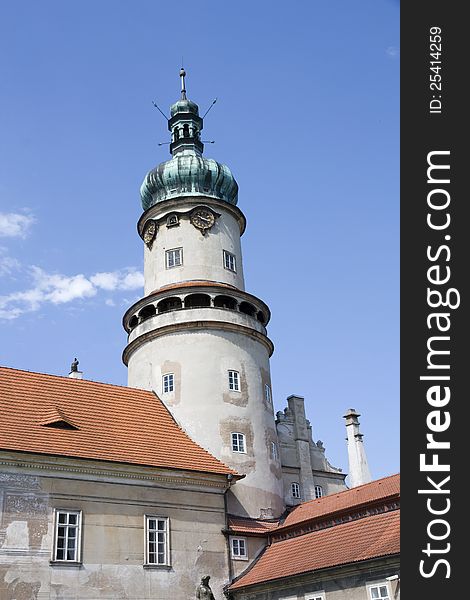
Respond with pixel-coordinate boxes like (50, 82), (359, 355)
(179, 67), (187, 100)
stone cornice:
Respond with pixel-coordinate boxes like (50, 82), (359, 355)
(137, 196), (246, 236)
(123, 319), (275, 365)
(0, 452), (230, 491)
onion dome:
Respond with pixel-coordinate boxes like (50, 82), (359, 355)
(140, 69), (238, 210)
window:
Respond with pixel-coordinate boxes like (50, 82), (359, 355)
(368, 584), (391, 600)
(223, 250), (237, 272)
(52, 510), (81, 562)
(166, 213), (179, 228)
(228, 370), (240, 391)
(145, 516), (170, 566)
(271, 441), (279, 460)
(231, 432), (246, 453)
(291, 482), (301, 499)
(166, 248), (182, 268)
(230, 537), (248, 560)
(264, 384), (272, 404)
(314, 485), (323, 498)
(162, 373), (174, 393)
(306, 594), (325, 600)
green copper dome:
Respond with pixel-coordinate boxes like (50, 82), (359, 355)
(140, 68), (238, 210)
(140, 151), (238, 210)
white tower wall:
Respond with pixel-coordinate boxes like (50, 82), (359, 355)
(126, 321), (284, 517)
(141, 199), (245, 295)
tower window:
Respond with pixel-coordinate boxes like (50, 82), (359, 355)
(228, 370), (240, 391)
(264, 384), (272, 405)
(231, 432), (246, 453)
(271, 441), (279, 460)
(166, 248), (182, 268)
(145, 516), (170, 566)
(291, 482), (301, 499)
(230, 537), (248, 559)
(162, 373), (174, 394)
(52, 510), (82, 562)
(166, 214), (179, 228)
(223, 250), (237, 272)
(314, 485), (323, 499)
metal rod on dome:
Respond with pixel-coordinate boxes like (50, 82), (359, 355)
(202, 98), (217, 119)
(152, 101), (168, 120)
(180, 68), (187, 100)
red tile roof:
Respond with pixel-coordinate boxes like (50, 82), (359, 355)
(279, 474), (400, 530)
(230, 509), (400, 590)
(228, 516), (279, 535)
(0, 366), (237, 476)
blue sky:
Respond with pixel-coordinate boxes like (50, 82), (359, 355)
(0, 1), (399, 480)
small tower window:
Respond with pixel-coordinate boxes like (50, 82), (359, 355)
(223, 250), (237, 272)
(291, 482), (301, 499)
(264, 384), (272, 405)
(230, 537), (248, 559)
(183, 123), (189, 138)
(166, 248), (182, 268)
(271, 441), (279, 460)
(314, 485), (323, 499)
(162, 373), (174, 394)
(228, 370), (240, 391)
(231, 432), (246, 453)
(166, 214), (179, 228)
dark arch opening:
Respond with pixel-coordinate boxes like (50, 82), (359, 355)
(129, 315), (138, 329)
(257, 310), (266, 324)
(184, 294), (211, 309)
(214, 295), (237, 310)
(183, 123), (189, 138)
(139, 304), (156, 321)
(158, 296), (182, 313)
(239, 301), (256, 317)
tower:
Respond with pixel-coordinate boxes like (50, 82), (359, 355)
(123, 70), (284, 518)
(343, 408), (372, 488)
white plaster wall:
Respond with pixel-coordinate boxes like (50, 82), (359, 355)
(127, 328), (284, 518)
(143, 202), (245, 294)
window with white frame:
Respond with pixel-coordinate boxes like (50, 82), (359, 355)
(314, 485), (323, 498)
(228, 370), (240, 391)
(271, 441), (279, 460)
(368, 583), (391, 600)
(52, 509), (82, 562)
(230, 536), (248, 559)
(165, 247), (182, 268)
(264, 384), (272, 404)
(145, 516), (170, 566)
(231, 432), (246, 453)
(223, 250), (237, 272)
(305, 593), (325, 600)
(162, 373), (174, 393)
(291, 482), (301, 499)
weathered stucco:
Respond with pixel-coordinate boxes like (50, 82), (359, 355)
(0, 457), (232, 600)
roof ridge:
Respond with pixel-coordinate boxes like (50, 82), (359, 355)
(294, 473), (400, 509)
(0, 365), (151, 394)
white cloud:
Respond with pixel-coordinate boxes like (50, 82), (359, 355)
(0, 212), (35, 238)
(386, 46), (399, 58)
(0, 248), (21, 276)
(0, 267), (143, 320)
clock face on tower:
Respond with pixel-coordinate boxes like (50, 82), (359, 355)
(190, 208), (215, 234)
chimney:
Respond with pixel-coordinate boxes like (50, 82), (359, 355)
(68, 357), (83, 380)
(343, 408), (372, 488)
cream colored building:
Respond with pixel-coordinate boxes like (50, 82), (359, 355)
(0, 71), (395, 600)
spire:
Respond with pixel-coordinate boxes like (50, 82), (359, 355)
(168, 68), (204, 156)
(343, 408), (372, 488)
(179, 67), (187, 100)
